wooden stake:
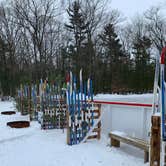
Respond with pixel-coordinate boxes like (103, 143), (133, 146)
(28, 85), (32, 121)
(66, 106), (70, 145)
(97, 104), (101, 139)
(150, 115), (160, 166)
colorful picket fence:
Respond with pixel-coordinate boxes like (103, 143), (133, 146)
(16, 79), (67, 130)
(17, 84), (30, 115)
(39, 80), (67, 129)
(66, 70), (101, 145)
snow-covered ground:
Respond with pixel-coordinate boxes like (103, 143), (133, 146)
(94, 93), (153, 104)
(0, 99), (149, 166)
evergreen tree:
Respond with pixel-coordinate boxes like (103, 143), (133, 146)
(65, 1), (89, 75)
(132, 36), (153, 92)
(99, 23), (130, 92)
(0, 37), (16, 95)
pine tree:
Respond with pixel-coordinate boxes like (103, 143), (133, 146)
(65, 1), (89, 75)
(99, 23), (129, 92)
(0, 37), (10, 95)
(132, 36), (152, 92)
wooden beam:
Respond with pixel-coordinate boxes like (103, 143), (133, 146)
(88, 135), (98, 139)
(109, 133), (149, 151)
(150, 115), (160, 166)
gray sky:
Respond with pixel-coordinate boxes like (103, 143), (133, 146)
(0, 0), (165, 18)
(110, 0), (165, 18)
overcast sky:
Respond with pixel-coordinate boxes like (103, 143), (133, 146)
(0, 0), (165, 18)
(110, 0), (165, 18)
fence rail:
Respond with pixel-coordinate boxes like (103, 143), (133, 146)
(93, 100), (154, 108)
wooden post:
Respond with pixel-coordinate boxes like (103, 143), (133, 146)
(111, 138), (120, 147)
(21, 95), (23, 115)
(66, 106), (70, 145)
(144, 151), (149, 163)
(161, 138), (166, 166)
(97, 104), (101, 140)
(28, 85), (32, 121)
(150, 115), (160, 166)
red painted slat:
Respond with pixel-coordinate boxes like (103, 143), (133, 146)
(93, 100), (154, 108)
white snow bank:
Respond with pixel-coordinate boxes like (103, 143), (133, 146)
(94, 93), (153, 104)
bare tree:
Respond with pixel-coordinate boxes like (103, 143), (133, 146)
(0, 5), (21, 66)
(11, 0), (62, 78)
(13, 0), (55, 63)
(145, 6), (166, 52)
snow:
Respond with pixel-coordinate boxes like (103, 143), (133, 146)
(154, 112), (161, 117)
(111, 131), (127, 137)
(94, 93), (153, 104)
(0, 99), (149, 166)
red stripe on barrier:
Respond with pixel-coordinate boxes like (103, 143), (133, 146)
(93, 100), (154, 107)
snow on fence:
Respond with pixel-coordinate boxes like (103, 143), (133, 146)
(94, 94), (153, 141)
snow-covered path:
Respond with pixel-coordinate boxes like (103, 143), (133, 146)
(0, 101), (148, 166)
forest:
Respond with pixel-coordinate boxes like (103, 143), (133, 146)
(0, 0), (165, 95)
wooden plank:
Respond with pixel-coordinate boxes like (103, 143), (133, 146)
(93, 115), (100, 119)
(109, 133), (149, 151)
(109, 133), (149, 145)
(110, 133), (149, 146)
(93, 128), (101, 132)
(90, 109), (100, 113)
(81, 116), (101, 143)
(130, 136), (148, 143)
(110, 131), (149, 163)
(88, 135), (98, 139)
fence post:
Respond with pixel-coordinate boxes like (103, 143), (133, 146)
(150, 115), (160, 166)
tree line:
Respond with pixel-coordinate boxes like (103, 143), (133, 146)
(0, 0), (166, 96)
